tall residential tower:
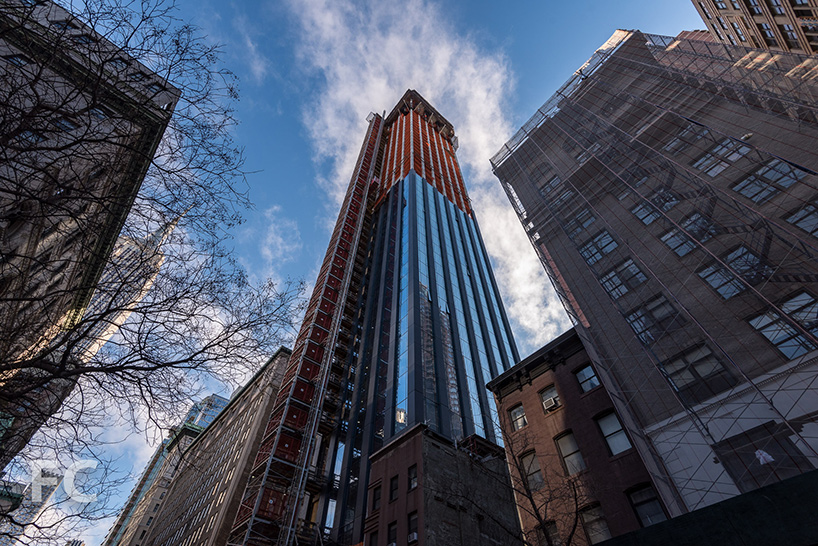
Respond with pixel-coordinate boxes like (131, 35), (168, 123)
(229, 90), (519, 546)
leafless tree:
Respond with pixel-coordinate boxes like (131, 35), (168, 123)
(0, 0), (304, 540)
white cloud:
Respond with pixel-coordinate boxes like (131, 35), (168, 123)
(233, 15), (271, 84)
(260, 205), (302, 273)
(286, 0), (570, 355)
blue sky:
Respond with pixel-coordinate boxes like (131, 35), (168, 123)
(84, 0), (704, 542)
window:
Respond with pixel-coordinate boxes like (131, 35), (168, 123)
(660, 228), (696, 257)
(152, 503), (159, 512)
(759, 22), (778, 45)
(520, 452), (544, 490)
(108, 58), (129, 71)
(629, 486), (667, 527)
(579, 231), (617, 265)
(369, 531), (378, 546)
(389, 475), (399, 501)
(538, 174), (562, 195)
(748, 0), (763, 14)
(732, 22), (746, 42)
(699, 245), (770, 299)
(596, 412), (632, 455)
(781, 24), (799, 47)
(147, 82), (165, 95)
(146, 517), (153, 526)
(663, 123), (708, 154)
(698, 2), (712, 18)
(566, 208), (596, 238)
(72, 34), (95, 45)
(408, 465), (417, 490)
(371, 485), (381, 511)
(4, 54), (32, 67)
(631, 202), (661, 225)
(575, 365), (600, 393)
(749, 291), (818, 358)
(681, 212), (717, 243)
(387, 521), (397, 545)
(664, 345), (736, 405)
(52, 20), (77, 30)
(580, 506), (611, 544)
(535, 522), (561, 546)
(139, 530), (147, 540)
(626, 295), (682, 344)
(556, 433), (586, 474)
(16, 130), (46, 145)
(768, 0), (785, 14)
(733, 159), (808, 204)
(51, 117), (77, 132)
(786, 203), (818, 236)
(128, 71), (148, 82)
(509, 405), (528, 431)
(408, 511), (418, 542)
(540, 384), (560, 412)
(600, 259), (647, 299)
(692, 138), (751, 177)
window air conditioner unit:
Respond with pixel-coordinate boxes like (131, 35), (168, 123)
(542, 397), (558, 411)
(408, 532), (419, 543)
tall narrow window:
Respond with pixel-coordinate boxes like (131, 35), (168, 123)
(389, 475), (399, 501)
(371, 485), (381, 511)
(520, 452), (544, 490)
(408, 465), (417, 490)
(510, 405), (527, 431)
(596, 412), (632, 455)
(407, 511), (418, 542)
(540, 384), (560, 413)
(387, 521), (397, 545)
(556, 432), (586, 474)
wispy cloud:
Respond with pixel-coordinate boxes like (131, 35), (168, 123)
(233, 15), (271, 84)
(285, 0), (570, 354)
(260, 205), (302, 274)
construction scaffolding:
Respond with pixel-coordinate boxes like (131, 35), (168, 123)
(227, 114), (383, 546)
(493, 30), (818, 515)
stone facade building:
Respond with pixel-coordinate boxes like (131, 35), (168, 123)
(142, 348), (290, 546)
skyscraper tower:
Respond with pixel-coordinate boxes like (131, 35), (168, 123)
(229, 90), (519, 546)
(492, 30), (818, 518)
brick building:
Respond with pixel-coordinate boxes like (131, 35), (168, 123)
(363, 424), (521, 546)
(488, 329), (664, 546)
